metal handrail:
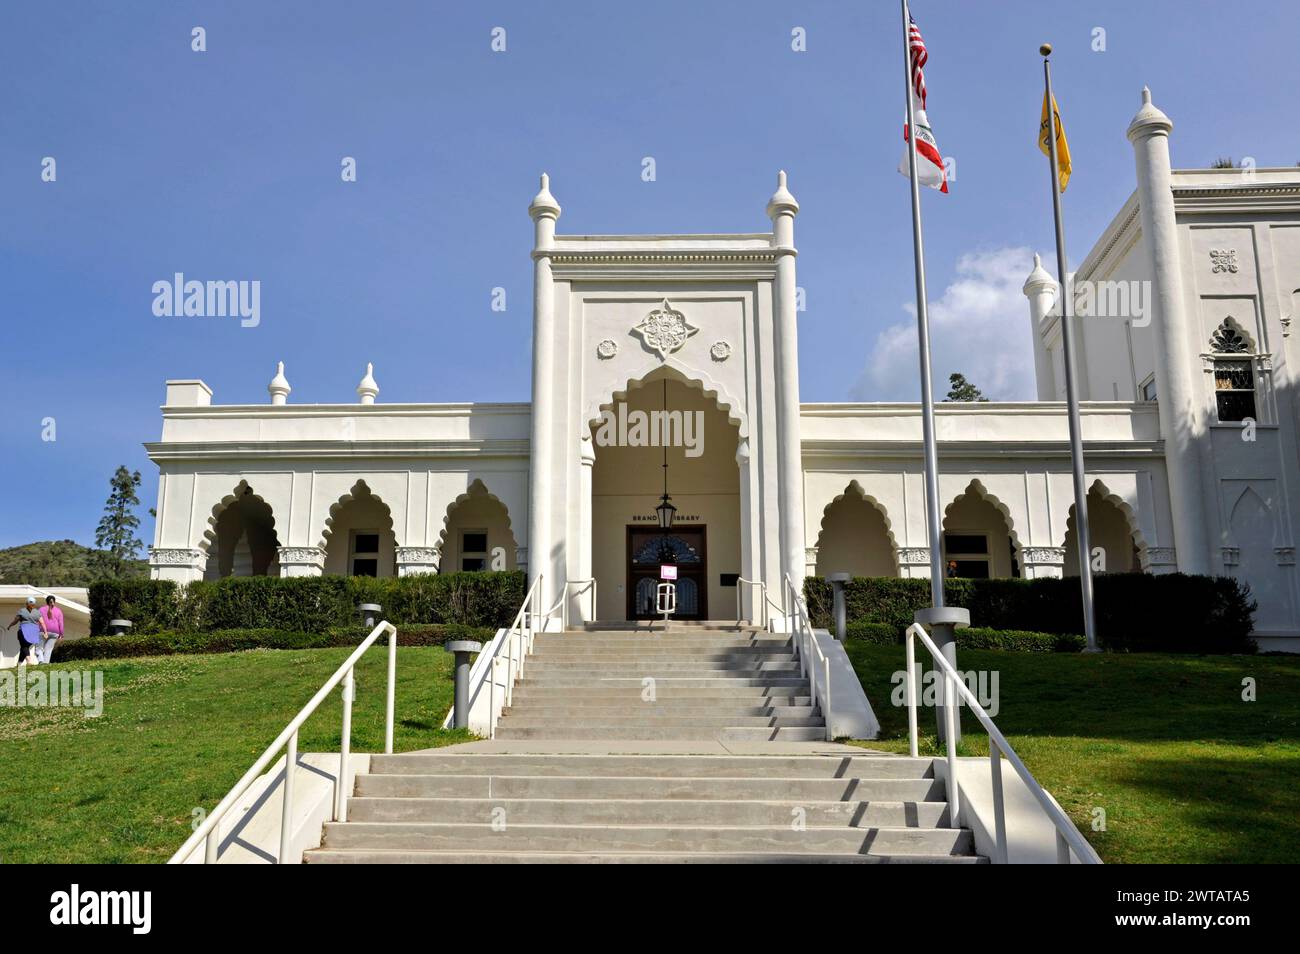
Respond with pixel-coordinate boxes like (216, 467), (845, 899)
(486, 574), (545, 739)
(544, 578), (597, 630)
(783, 574), (833, 742)
(735, 577), (782, 629)
(904, 622), (1103, 864)
(167, 619), (398, 865)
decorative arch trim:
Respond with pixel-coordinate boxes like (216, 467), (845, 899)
(318, 479), (399, 550)
(943, 479), (1023, 552)
(815, 480), (900, 551)
(199, 479), (279, 556)
(435, 478), (519, 559)
(583, 363), (747, 441)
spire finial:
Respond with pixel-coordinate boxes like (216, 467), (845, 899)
(356, 363), (379, 405)
(766, 169), (799, 219)
(1141, 86), (1151, 104)
(529, 171), (561, 220)
(268, 361), (291, 405)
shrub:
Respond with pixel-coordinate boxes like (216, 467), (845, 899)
(806, 573), (1256, 654)
(88, 571), (526, 635)
(958, 627), (1085, 653)
(844, 621), (901, 645)
(58, 623), (496, 662)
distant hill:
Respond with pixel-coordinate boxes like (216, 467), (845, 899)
(0, 540), (147, 587)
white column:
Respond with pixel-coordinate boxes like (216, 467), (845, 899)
(1022, 255), (1058, 401)
(575, 435), (595, 624)
(1127, 88), (1211, 575)
(736, 438), (755, 618)
(527, 174), (561, 606)
(767, 171), (807, 590)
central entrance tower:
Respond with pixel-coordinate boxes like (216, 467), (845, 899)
(525, 173), (806, 623)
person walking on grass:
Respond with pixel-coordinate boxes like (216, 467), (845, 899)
(39, 595), (64, 664)
(6, 596), (47, 665)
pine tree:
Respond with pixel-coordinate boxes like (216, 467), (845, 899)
(945, 372), (988, 402)
(95, 466), (145, 578)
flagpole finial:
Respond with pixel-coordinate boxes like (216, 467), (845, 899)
(1039, 43), (1052, 57)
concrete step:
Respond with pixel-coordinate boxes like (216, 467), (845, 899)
(367, 754), (934, 779)
(510, 688), (814, 704)
(573, 621), (764, 632)
(528, 651), (799, 661)
(355, 773), (945, 802)
(306, 849), (985, 864)
(345, 796), (950, 828)
(517, 676), (811, 689)
(497, 715), (826, 729)
(494, 726), (829, 741)
(535, 638), (793, 649)
(524, 664), (803, 675)
(318, 821), (974, 856)
(503, 705), (821, 719)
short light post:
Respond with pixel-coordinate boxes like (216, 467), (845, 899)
(358, 603), (382, 630)
(445, 640), (483, 729)
(828, 573), (850, 641)
(108, 619), (133, 636)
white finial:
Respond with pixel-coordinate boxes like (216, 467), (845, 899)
(356, 362), (379, 404)
(268, 361), (291, 405)
(1127, 85), (1171, 140)
(1141, 86), (1151, 104)
(1023, 253), (1054, 294)
(766, 169), (799, 219)
(529, 171), (561, 220)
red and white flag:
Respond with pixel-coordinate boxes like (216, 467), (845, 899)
(898, 14), (949, 193)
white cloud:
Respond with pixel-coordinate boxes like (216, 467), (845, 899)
(854, 246), (1039, 402)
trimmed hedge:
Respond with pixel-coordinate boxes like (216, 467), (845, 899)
(89, 571), (525, 636)
(843, 621), (1084, 652)
(58, 623), (496, 662)
(809, 573), (1256, 654)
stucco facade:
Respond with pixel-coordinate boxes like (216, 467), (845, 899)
(146, 90), (1300, 649)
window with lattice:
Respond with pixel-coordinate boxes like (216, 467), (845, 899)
(1209, 320), (1257, 422)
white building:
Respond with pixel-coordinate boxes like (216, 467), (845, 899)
(146, 91), (1300, 650)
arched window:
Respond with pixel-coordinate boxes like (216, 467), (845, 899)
(1209, 320), (1257, 423)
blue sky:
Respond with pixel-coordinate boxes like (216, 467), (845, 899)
(2, 0), (1296, 550)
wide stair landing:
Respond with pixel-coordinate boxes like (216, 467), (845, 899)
(497, 623), (825, 742)
(305, 751), (982, 863)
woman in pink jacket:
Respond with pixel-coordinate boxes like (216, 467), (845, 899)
(39, 595), (64, 664)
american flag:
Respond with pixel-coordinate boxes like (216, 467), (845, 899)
(907, 15), (928, 110)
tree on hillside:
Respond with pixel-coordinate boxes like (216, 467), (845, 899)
(95, 466), (145, 578)
(945, 372), (988, 402)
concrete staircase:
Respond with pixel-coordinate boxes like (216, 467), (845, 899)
(304, 622), (983, 863)
(497, 623), (826, 742)
(305, 751), (981, 863)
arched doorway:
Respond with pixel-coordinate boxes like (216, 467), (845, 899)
(814, 484), (899, 578)
(1063, 485), (1141, 576)
(440, 481), (518, 572)
(589, 370), (741, 621)
(942, 483), (1019, 579)
(323, 482), (397, 577)
(205, 484), (280, 579)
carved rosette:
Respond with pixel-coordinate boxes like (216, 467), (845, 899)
(1021, 546), (1066, 566)
(632, 299), (698, 360)
(148, 547), (207, 568)
(1209, 248), (1239, 274)
(710, 340), (732, 361)
(596, 339), (618, 359)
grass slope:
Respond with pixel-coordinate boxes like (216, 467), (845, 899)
(846, 643), (1300, 863)
(0, 646), (469, 863)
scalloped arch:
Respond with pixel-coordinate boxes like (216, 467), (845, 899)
(584, 362), (747, 440)
(435, 479), (519, 560)
(318, 480), (398, 550)
(199, 479), (279, 556)
(943, 479), (1023, 551)
(1066, 478), (1150, 555)
(817, 480), (899, 550)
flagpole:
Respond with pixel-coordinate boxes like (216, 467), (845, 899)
(1040, 44), (1100, 653)
(901, 0), (968, 742)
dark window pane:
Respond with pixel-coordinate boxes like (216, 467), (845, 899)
(1217, 390), (1257, 423)
(354, 534), (379, 553)
(1214, 361), (1253, 391)
(352, 558), (378, 577)
(944, 533), (988, 555)
(950, 560), (990, 579)
(462, 532), (488, 553)
(461, 557), (487, 572)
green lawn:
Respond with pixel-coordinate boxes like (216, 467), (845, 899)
(845, 643), (1300, 863)
(0, 647), (470, 863)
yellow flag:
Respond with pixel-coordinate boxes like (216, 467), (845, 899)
(1039, 91), (1072, 192)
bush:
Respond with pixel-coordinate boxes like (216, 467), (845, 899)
(806, 573), (1256, 654)
(842, 621), (1082, 652)
(88, 571), (526, 635)
(58, 623), (497, 662)
(844, 621), (901, 645)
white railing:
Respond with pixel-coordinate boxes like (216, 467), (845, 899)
(903, 622), (1103, 864)
(168, 619), (398, 865)
(486, 574), (545, 739)
(544, 577), (597, 631)
(783, 574), (833, 742)
(735, 577), (783, 630)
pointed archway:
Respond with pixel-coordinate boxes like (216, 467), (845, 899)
(438, 480), (518, 572)
(942, 480), (1021, 579)
(321, 481), (397, 577)
(202, 481), (281, 579)
(814, 482), (899, 578)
